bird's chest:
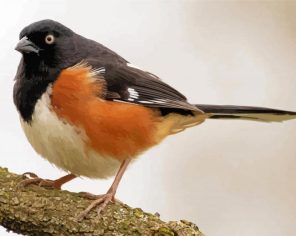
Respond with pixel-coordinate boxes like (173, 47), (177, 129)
(20, 88), (120, 179)
(17, 65), (159, 178)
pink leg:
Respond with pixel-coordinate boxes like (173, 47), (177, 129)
(77, 159), (131, 220)
(20, 172), (76, 190)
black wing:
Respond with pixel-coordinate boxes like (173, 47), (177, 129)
(87, 60), (200, 112)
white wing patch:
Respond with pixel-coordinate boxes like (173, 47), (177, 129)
(126, 88), (168, 105)
(127, 88), (139, 100)
(90, 67), (106, 77)
(71, 61), (106, 77)
(137, 99), (167, 105)
(137, 100), (153, 104)
(93, 67), (106, 74)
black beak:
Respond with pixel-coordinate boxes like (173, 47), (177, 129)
(15, 37), (40, 54)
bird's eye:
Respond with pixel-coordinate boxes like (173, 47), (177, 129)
(45, 34), (55, 45)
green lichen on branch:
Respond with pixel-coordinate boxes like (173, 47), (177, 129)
(0, 167), (203, 236)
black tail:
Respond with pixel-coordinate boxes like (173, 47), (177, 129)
(195, 104), (296, 122)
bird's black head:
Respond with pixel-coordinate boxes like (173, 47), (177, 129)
(15, 19), (83, 69)
(14, 20), (86, 122)
(14, 19), (126, 122)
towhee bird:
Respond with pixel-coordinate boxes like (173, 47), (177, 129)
(14, 19), (296, 219)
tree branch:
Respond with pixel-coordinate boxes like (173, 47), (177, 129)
(0, 167), (203, 236)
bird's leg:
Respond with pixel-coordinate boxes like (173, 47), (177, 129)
(77, 159), (131, 220)
(19, 172), (76, 190)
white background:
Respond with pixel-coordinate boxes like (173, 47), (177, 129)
(0, 1), (296, 235)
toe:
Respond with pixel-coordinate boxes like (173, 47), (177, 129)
(96, 194), (113, 214)
(18, 177), (43, 187)
(77, 193), (116, 220)
(22, 172), (39, 179)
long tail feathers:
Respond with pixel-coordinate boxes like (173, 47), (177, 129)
(195, 104), (296, 122)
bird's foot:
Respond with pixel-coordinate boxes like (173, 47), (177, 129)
(77, 191), (117, 220)
(77, 159), (131, 220)
(79, 191), (123, 203)
(19, 172), (63, 189)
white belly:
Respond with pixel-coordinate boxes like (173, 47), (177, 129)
(20, 88), (120, 179)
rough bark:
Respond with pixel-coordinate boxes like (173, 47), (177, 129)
(0, 167), (203, 236)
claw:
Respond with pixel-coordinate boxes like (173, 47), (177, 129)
(18, 172), (44, 188)
(77, 192), (115, 220)
(19, 175), (59, 189)
(18, 172), (76, 190)
(22, 172), (38, 179)
(77, 159), (131, 220)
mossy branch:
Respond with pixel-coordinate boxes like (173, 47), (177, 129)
(0, 167), (203, 236)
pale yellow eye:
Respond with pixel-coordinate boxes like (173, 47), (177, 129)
(45, 34), (55, 44)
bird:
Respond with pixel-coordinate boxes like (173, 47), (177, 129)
(13, 19), (296, 219)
